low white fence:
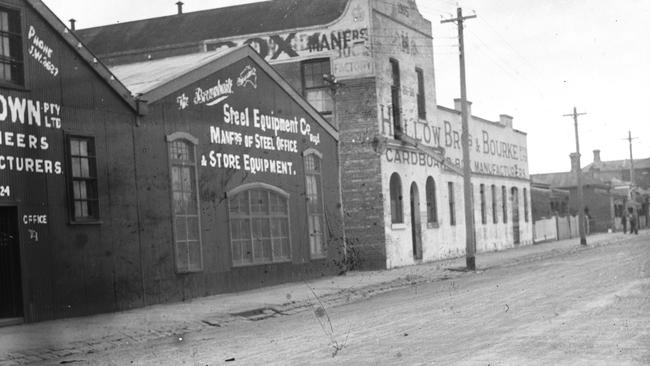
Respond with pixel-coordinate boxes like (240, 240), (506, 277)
(533, 215), (588, 243)
(533, 217), (557, 243)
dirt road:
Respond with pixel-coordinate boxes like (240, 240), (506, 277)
(43, 233), (649, 365)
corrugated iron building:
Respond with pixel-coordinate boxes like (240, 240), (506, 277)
(110, 46), (344, 308)
(78, 0), (534, 270)
(0, 0), (342, 324)
(0, 0), (141, 323)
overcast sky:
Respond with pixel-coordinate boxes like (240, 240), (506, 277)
(43, 0), (650, 174)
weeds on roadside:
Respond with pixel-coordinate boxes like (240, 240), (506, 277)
(304, 282), (352, 357)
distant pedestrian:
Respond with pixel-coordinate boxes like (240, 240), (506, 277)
(629, 212), (638, 235)
(621, 214), (627, 234)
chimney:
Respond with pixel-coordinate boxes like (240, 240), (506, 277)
(593, 149), (601, 163)
(569, 152), (581, 172)
(176, 1), (184, 14)
(69, 18), (76, 31)
(453, 98), (472, 117)
(499, 114), (513, 129)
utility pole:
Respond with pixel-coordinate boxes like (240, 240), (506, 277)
(626, 130), (637, 186)
(442, 8), (477, 270)
(624, 131), (639, 222)
(563, 107), (587, 246)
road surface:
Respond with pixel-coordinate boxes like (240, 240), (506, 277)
(29, 234), (650, 365)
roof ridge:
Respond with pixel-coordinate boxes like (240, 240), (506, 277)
(75, 0), (350, 58)
(78, 0), (273, 32)
(25, 0), (138, 112)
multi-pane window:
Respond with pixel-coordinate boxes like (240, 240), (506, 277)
(425, 177), (438, 224)
(416, 68), (425, 120)
(480, 184), (486, 225)
(502, 185), (508, 223)
(390, 58), (401, 138)
(524, 187), (529, 222)
(491, 184), (498, 224)
(305, 152), (325, 258)
(229, 186), (290, 266)
(0, 7), (23, 85)
(168, 136), (202, 272)
(390, 173), (403, 224)
(302, 59), (333, 119)
(448, 182), (456, 226)
(67, 136), (99, 221)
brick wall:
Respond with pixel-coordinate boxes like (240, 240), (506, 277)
(567, 186), (613, 233)
(336, 77), (386, 270)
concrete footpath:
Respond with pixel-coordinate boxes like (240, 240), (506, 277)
(0, 231), (644, 365)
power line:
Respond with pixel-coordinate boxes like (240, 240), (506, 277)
(463, 27), (548, 100)
(475, 17), (541, 76)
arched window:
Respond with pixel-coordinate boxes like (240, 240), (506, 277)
(228, 183), (291, 266)
(304, 150), (326, 258)
(425, 176), (438, 224)
(390, 173), (403, 223)
(166, 132), (202, 273)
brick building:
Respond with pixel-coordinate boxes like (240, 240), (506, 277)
(530, 182), (569, 222)
(77, 0), (533, 270)
(583, 149), (650, 222)
(531, 155), (628, 233)
(584, 149), (650, 190)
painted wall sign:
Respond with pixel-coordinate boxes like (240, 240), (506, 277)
(385, 147), (444, 168)
(206, 28), (368, 62)
(0, 94), (63, 175)
(201, 102), (319, 176)
(174, 62), (322, 177)
(237, 65), (258, 89)
(381, 105), (529, 179)
(23, 214), (48, 225)
(28, 229), (39, 242)
(204, 0), (372, 80)
(177, 78), (234, 110)
(27, 25), (59, 77)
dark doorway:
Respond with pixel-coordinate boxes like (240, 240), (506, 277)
(0, 206), (23, 319)
(511, 187), (520, 245)
(410, 183), (422, 260)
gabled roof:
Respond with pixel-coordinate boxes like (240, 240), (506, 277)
(25, 0), (138, 112)
(113, 46), (338, 141)
(531, 171), (609, 189)
(583, 157), (650, 172)
(77, 0), (349, 57)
